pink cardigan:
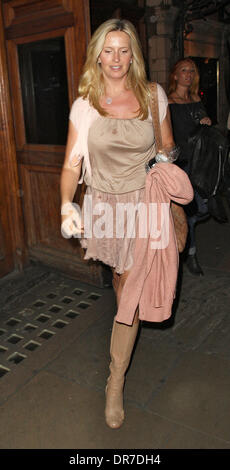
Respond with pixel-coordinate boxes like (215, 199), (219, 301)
(115, 162), (194, 325)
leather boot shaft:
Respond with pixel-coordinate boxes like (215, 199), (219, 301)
(105, 317), (139, 429)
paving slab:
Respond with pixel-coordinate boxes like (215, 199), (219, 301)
(123, 334), (181, 407)
(147, 351), (230, 444)
(196, 216), (230, 272)
(1, 369), (228, 450)
(45, 307), (114, 391)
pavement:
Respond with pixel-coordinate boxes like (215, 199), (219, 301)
(0, 214), (230, 453)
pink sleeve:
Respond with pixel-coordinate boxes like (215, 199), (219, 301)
(67, 97), (98, 184)
(69, 97), (85, 131)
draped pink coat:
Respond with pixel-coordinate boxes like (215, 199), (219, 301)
(115, 162), (194, 326)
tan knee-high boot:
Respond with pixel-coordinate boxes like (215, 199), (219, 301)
(105, 315), (139, 429)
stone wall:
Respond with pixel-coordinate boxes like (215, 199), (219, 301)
(147, 0), (177, 91)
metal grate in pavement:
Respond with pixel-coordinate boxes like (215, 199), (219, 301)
(0, 278), (104, 379)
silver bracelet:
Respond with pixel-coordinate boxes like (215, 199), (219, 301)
(145, 146), (180, 173)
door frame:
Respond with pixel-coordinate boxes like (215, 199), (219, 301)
(0, 4), (26, 276)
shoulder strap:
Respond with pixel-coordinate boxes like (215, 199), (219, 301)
(149, 82), (162, 152)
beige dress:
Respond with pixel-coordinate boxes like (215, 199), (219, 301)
(81, 116), (156, 273)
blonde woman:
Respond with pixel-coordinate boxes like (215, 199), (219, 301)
(168, 58), (211, 276)
(60, 20), (192, 429)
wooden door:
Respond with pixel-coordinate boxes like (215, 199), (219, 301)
(2, 0), (105, 286)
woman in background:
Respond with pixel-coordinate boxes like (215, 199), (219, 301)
(168, 58), (212, 276)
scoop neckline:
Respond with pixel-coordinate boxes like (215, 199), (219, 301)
(102, 115), (139, 121)
(169, 101), (200, 106)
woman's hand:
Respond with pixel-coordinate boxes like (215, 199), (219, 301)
(200, 116), (212, 126)
(61, 202), (84, 238)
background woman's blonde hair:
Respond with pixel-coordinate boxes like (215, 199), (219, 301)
(168, 58), (200, 98)
(78, 18), (150, 119)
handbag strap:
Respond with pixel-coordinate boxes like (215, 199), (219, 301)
(149, 82), (162, 152)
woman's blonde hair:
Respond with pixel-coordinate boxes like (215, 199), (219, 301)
(168, 58), (200, 98)
(78, 18), (150, 119)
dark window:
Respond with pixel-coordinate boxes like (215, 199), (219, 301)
(90, 0), (141, 33)
(18, 37), (69, 145)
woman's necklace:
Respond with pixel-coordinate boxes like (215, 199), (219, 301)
(106, 97), (113, 105)
(105, 89), (128, 105)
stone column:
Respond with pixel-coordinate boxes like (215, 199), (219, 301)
(146, 0), (178, 91)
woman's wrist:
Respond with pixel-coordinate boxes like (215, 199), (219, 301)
(61, 201), (74, 219)
(61, 199), (73, 208)
(146, 145), (180, 172)
(156, 146), (180, 163)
